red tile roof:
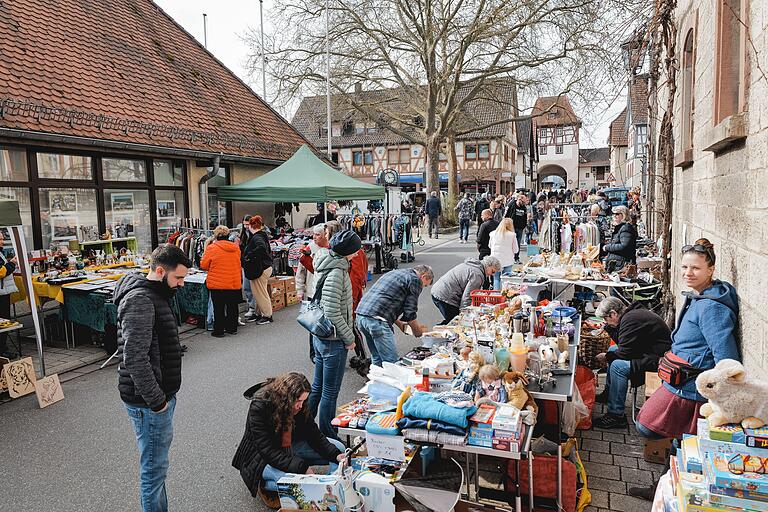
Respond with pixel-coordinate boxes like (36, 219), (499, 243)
(531, 96), (581, 128)
(608, 108), (629, 146)
(0, 0), (308, 161)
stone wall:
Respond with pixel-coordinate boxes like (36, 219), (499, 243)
(669, 0), (768, 374)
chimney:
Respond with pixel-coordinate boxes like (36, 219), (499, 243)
(354, 82), (362, 94)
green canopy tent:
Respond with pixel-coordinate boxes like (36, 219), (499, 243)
(0, 200), (47, 376)
(217, 144), (385, 203)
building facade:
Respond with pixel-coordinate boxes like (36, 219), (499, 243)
(577, 148), (611, 190)
(0, 0), (311, 253)
(625, 75), (651, 189)
(514, 118), (539, 191)
(532, 96), (582, 189)
(291, 83), (519, 195)
(607, 108), (629, 186)
(661, 0), (767, 374)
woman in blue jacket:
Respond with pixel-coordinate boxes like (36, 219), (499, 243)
(636, 238), (740, 438)
(629, 239), (739, 502)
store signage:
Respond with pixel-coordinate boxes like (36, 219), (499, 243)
(366, 433), (406, 461)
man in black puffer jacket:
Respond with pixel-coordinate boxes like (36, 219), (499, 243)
(115, 244), (191, 512)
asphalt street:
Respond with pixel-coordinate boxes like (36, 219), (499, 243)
(0, 232), (479, 511)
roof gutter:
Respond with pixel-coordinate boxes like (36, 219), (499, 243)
(0, 128), (286, 166)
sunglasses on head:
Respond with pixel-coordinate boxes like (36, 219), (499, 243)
(681, 244), (713, 257)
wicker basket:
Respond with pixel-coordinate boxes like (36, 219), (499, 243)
(578, 327), (611, 369)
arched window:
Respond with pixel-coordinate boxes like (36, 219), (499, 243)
(681, 29), (695, 151)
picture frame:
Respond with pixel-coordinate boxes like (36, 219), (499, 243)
(51, 216), (79, 241)
(111, 192), (135, 212)
(48, 191), (78, 215)
(157, 199), (176, 220)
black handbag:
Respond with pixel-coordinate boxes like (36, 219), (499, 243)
(296, 270), (338, 340)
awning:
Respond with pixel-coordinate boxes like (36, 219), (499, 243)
(399, 172), (452, 184)
(217, 144), (384, 202)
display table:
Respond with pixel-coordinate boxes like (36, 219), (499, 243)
(0, 323), (24, 356)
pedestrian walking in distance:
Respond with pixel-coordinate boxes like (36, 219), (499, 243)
(425, 191), (442, 239)
(115, 244), (191, 512)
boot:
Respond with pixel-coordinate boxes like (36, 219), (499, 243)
(257, 485), (281, 509)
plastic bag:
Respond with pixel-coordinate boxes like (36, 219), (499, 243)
(575, 365), (597, 429)
(562, 381), (590, 436)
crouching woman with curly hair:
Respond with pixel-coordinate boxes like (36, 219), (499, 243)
(232, 372), (346, 509)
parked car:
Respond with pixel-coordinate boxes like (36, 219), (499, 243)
(603, 187), (630, 207)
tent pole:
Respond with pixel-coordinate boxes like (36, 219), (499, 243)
(9, 226), (46, 376)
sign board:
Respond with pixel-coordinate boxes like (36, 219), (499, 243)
(607, 173), (616, 181)
(366, 432), (406, 461)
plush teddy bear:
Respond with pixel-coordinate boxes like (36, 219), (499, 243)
(695, 359), (768, 429)
(501, 371), (538, 416)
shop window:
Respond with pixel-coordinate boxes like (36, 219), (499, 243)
(153, 160), (184, 187)
(353, 151), (363, 166)
(465, 144), (478, 159)
(36, 153), (92, 180)
(681, 28), (696, 150)
(207, 192), (228, 228)
(555, 145), (563, 154)
(364, 151), (373, 165)
(0, 146), (29, 182)
(206, 166), (228, 187)
(478, 144), (490, 159)
(714, 0), (748, 124)
(103, 189), (152, 251)
(39, 188), (98, 249)
(103, 158), (147, 182)
(156, 190), (186, 243)
(0, 187), (33, 248)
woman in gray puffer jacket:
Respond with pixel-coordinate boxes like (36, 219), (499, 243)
(309, 231), (361, 438)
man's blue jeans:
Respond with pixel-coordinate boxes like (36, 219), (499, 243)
(261, 438), (345, 492)
(309, 336), (348, 439)
(492, 265), (514, 290)
(459, 219), (470, 241)
(242, 269), (255, 310)
(604, 345), (632, 415)
(514, 228), (525, 261)
(356, 315), (399, 367)
(124, 395), (177, 512)
(432, 296), (460, 325)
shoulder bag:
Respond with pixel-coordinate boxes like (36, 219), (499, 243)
(657, 351), (704, 387)
(296, 270), (338, 340)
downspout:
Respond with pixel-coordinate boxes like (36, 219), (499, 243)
(200, 154), (221, 229)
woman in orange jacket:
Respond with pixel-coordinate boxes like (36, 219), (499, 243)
(201, 225), (242, 337)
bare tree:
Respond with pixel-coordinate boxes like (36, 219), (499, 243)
(248, 0), (649, 196)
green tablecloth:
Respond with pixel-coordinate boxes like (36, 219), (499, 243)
(64, 281), (209, 332)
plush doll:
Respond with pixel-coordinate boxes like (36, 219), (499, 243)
(695, 359), (768, 429)
(451, 351), (484, 395)
(475, 364), (507, 404)
(501, 371), (538, 416)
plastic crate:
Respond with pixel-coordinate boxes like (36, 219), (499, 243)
(470, 290), (506, 306)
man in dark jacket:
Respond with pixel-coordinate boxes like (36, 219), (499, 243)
(505, 194), (529, 263)
(116, 244), (191, 512)
(474, 193), (489, 234)
(425, 191), (442, 239)
(476, 209), (499, 259)
(592, 297), (671, 429)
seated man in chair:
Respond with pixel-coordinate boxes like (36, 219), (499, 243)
(593, 297), (671, 429)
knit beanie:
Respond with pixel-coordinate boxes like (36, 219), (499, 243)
(329, 230), (362, 257)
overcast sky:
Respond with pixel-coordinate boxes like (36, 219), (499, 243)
(156, 0), (621, 147)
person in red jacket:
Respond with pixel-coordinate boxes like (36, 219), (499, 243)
(201, 225), (242, 337)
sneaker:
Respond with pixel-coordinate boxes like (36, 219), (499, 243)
(593, 413), (628, 429)
(257, 485), (281, 510)
(243, 310), (259, 321)
(237, 318), (246, 326)
(595, 390), (609, 404)
(628, 484), (657, 501)
(256, 316), (273, 325)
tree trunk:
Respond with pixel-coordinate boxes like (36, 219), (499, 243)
(425, 138), (441, 196)
(447, 134), (459, 201)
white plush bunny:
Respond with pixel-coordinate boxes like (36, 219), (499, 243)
(695, 359), (768, 429)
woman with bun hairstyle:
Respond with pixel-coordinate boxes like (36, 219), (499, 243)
(630, 239), (740, 499)
(242, 215), (274, 325)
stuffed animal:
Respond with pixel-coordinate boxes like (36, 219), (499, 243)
(538, 343), (558, 365)
(451, 351), (485, 395)
(695, 359), (768, 429)
(501, 371), (538, 415)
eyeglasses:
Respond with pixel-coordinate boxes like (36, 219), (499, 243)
(681, 244), (714, 259)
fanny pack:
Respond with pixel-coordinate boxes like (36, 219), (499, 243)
(657, 351), (704, 386)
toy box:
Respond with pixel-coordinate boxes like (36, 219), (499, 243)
(746, 427), (768, 449)
(676, 468), (766, 512)
(492, 405), (522, 432)
(354, 471), (396, 512)
(277, 474), (345, 511)
(705, 452), (768, 495)
(709, 424), (746, 444)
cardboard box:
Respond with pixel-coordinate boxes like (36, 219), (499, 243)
(271, 295), (285, 312)
(644, 371), (662, 398)
(278, 276), (296, 292)
(277, 473), (344, 511)
(644, 437), (672, 464)
(285, 290), (299, 306)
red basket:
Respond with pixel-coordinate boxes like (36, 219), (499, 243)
(470, 290), (506, 306)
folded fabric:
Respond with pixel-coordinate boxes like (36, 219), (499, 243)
(451, 370), (479, 396)
(433, 390), (475, 409)
(402, 391), (477, 428)
(367, 381), (404, 402)
(396, 417), (467, 436)
(402, 428), (467, 446)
